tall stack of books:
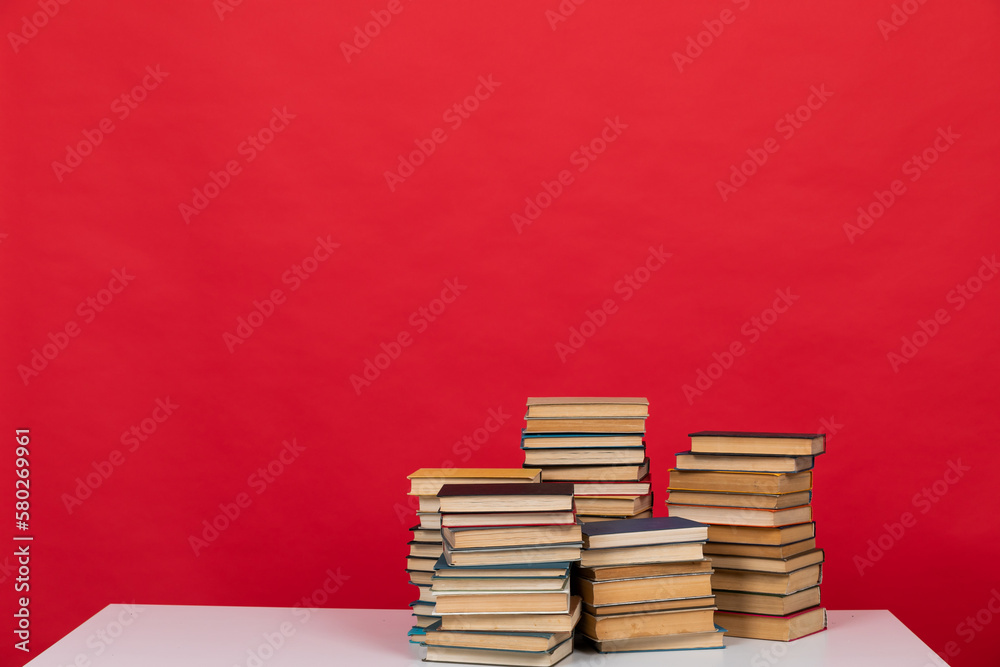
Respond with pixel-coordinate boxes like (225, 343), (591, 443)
(423, 483), (583, 666)
(666, 431), (828, 641)
(520, 398), (652, 522)
(406, 468), (542, 642)
(574, 516), (724, 652)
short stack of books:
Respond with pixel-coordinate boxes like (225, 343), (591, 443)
(574, 516), (724, 652)
(406, 468), (542, 643)
(520, 398), (652, 522)
(422, 482), (583, 666)
(666, 431), (828, 641)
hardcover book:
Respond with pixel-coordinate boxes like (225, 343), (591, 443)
(580, 516), (708, 549)
(688, 432), (826, 456)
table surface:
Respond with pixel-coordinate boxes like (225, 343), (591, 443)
(25, 605), (947, 667)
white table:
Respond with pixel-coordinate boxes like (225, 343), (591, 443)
(25, 605), (946, 666)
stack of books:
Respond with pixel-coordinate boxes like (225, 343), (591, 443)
(423, 482), (583, 666)
(574, 516), (724, 652)
(520, 398), (652, 522)
(406, 468), (542, 642)
(666, 431), (828, 641)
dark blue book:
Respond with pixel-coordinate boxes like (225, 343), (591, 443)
(581, 516), (708, 549)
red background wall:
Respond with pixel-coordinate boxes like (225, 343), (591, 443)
(2, 1), (999, 665)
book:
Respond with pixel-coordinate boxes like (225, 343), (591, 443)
(675, 451), (813, 473)
(438, 483), (575, 513)
(444, 544), (582, 567)
(579, 542), (704, 568)
(432, 581), (570, 614)
(580, 607), (717, 640)
(432, 577), (570, 592)
(572, 480), (650, 496)
(688, 432), (826, 456)
(407, 556), (438, 572)
(408, 468), (542, 495)
(432, 557), (570, 579)
(574, 494), (652, 516)
(539, 459), (649, 482)
(439, 596), (582, 633)
(413, 614), (439, 628)
(704, 538), (817, 559)
(577, 559), (713, 581)
(409, 570), (434, 586)
(524, 447), (646, 466)
(521, 433), (644, 449)
(715, 586), (821, 615)
(418, 496), (441, 512)
(442, 511), (576, 528)
(667, 490), (812, 509)
(580, 516), (708, 549)
(443, 525), (582, 550)
(578, 573), (713, 606)
(418, 512), (442, 530)
(424, 636), (573, 666)
(424, 628), (572, 652)
(711, 564), (822, 595)
(525, 397), (649, 418)
(524, 418), (646, 434)
(591, 626), (725, 652)
(577, 510), (653, 523)
(707, 548), (825, 574)
(715, 606), (827, 641)
(584, 596), (716, 616)
(409, 541), (444, 558)
(707, 522), (815, 546)
(667, 503), (812, 527)
(667, 469), (813, 494)
(411, 526), (442, 542)
(410, 600), (435, 616)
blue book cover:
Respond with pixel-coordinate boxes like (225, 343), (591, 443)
(581, 516), (707, 537)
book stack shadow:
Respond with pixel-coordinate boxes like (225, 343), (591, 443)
(405, 468), (542, 644)
(422, 482), (583, 666)
(666, 431), (828, 641)
(520, 398), (653, 522)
